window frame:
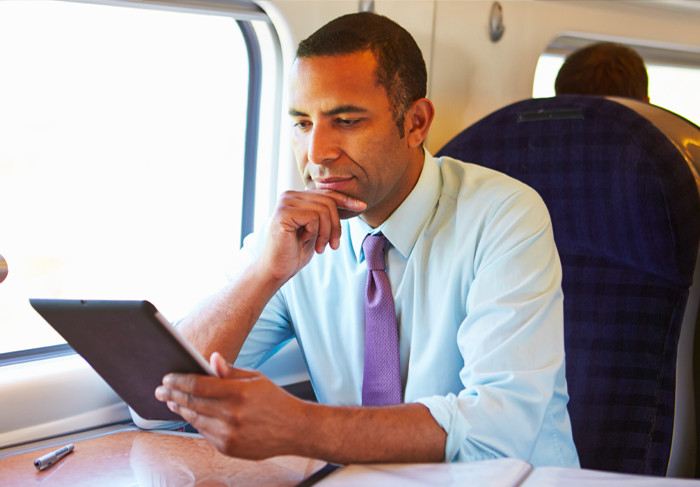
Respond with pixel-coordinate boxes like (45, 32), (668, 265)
(542, 32), (700, 68)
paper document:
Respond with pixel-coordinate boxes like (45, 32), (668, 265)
(316, 458), (700, 487)
(316, 458), (531, 487)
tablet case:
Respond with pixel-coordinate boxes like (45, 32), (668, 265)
(29, 298), (213, 421)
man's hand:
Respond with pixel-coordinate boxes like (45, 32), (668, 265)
(174, 190), (364, 362)
(173, 190), (364, 363)
(156, 353), (447, 464)
(155, 352), (308, 460)
(259, 190), (366, 284)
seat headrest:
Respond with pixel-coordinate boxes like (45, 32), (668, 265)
(437, 95), (700, 286)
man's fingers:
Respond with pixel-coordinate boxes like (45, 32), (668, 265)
(156, 385), (201, 408)
(159, 373), (227, 400)
(271, 189), (367, 263)
(280, 199), (336, 254)
(158, 360), (261, 408)
(156, 365), (301, 460)
(165, 399), (196, 422)
(156, 383), (238, 420)
(313, 191), (366, 250)
(324, 191), (366, 212)
(165, 402), (227, 444)
(302, 190), (366, 250)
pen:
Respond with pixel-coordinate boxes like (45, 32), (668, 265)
(34, 444), (74, 471)
(295, 464), (341, 487)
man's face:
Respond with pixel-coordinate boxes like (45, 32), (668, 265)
(288, 51), (420, 226)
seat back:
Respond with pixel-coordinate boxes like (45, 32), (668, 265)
(436, 95), (700, 476)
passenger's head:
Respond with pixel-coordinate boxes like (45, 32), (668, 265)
(296, 12), (427, 136)
(289, 13), (434, 226)
(555, 42), (649, 102)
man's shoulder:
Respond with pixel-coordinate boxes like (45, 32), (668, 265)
(433, 156), (551, 231)
(436, 155), (531, 196)
(437, 155), (540, 204)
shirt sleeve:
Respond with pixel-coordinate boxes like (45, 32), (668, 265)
(230, 227), (296, 370)
(415, 186), (567, 463)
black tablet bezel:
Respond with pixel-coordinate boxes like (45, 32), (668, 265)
(29, 298), (215, 421)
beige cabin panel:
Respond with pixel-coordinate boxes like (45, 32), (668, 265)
(429, 0), (700, 153)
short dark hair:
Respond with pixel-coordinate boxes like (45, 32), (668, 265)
(296, 12), (427, 137)
(555, 42), (648, 101)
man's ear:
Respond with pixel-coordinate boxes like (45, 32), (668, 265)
(404, 98), (435, 148)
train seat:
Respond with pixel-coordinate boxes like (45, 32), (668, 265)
(436, 95), (700, 477)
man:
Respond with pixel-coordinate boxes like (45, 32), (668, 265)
(555, 42), (649, 102)
(155, 12), (579, 467)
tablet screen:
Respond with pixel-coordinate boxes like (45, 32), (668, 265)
(30, 299), (215, 421)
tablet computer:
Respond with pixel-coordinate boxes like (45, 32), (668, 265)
(29, 298), (216, 421)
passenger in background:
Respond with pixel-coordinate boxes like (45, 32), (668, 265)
(555, 42), (650, 102)
(154, 12), (579, 468)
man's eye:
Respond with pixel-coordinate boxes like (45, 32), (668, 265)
(294, 121), (311, 129)
(337, 118), (361, 127)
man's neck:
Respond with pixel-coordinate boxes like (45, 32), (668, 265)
(360, 148), (425, 228)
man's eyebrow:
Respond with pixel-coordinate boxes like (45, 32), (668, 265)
(288, 105), (369, 117)
(325, 105), (368, 116)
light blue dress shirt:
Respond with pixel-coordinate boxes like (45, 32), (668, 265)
(233, 151), (580, 468)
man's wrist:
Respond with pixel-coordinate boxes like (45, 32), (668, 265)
(285, 402), (447, 464)
(289, 401), (346, 461)
(281, 399), (324, 458)
(247, 258), (289, 298)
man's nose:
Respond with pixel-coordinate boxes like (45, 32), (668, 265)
(307, 125), (340, 166)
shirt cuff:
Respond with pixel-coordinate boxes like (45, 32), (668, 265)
(415, 394), (497, 463)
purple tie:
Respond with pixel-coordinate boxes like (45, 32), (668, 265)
(362, 234), (402, 406)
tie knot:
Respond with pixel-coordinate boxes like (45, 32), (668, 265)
(363, 234), (388, 271)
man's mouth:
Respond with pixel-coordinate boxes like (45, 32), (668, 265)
(311, 176), (354, 191)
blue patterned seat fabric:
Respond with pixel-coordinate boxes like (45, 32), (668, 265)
(436, 95), (700, 476)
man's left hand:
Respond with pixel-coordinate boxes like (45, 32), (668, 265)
(155, 352), (306, 460)
(156, 353), (447, 464)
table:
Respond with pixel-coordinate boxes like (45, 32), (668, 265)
(0, 430), (326, 486)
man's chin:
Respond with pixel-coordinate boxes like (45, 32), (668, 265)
(337, 209), (363, 220)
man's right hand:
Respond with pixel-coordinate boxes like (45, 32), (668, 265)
(176, 189), (363, 362)
(257, 190), (366, 284)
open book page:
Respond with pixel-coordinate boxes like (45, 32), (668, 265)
(317, 458), (532, 487)
(523, 467), (700, 486)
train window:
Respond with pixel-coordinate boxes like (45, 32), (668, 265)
(0, 1), (273, 358)
(533, 37), (700, 127)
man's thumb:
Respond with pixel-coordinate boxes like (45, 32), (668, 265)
(209, 351), (257, 379)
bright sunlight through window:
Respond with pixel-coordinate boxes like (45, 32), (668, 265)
(0, 1), (250, 354)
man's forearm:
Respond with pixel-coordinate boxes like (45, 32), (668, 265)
(177, 260), (285, 362)
(290, 402), (447, 464)
(157, 356), (447, 463)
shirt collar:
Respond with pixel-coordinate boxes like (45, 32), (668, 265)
(349, 149), (442, 262)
